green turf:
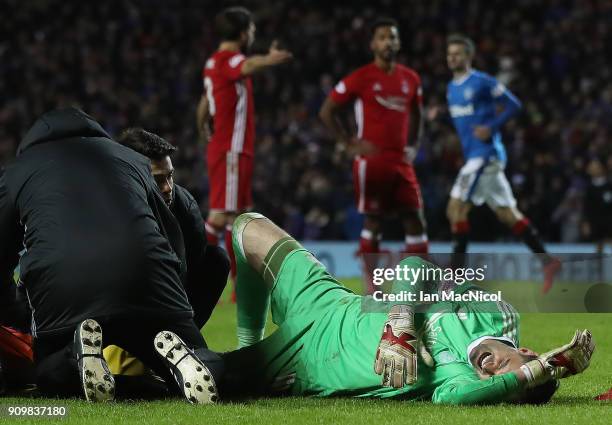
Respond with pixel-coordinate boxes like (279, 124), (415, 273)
(1, 279), (610, 424)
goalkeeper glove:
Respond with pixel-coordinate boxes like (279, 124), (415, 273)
(374, 305), (418, 388)
(520, 329), (595, 388)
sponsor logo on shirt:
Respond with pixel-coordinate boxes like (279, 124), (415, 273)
(449, 103), (475, 117)
(401, 81), (409, 94)
(372, 82), (382, 91)
(375, 95), (407, 112)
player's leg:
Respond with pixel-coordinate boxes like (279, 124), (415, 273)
(233, 212), (356, 347)
(223, 153), (254, 300)
(206, 151), (242, 301)
(205, 149), (232, 245)
(33, 328), (87, 398)
(448, 159), (484, 267)
(486, 166), (560, 292)
(447, 197), (472, 267)
(104, 317), (223, 404)
(206, 210), (234, 300)
(361, 214), (382, 254)
(354, 157), (391, 293)
(402, 209), (428, 254)
(360, 214), (383, 293)
(396, 163), (429, 255)
(233, 212), (302, 347)
(192, 245), (230, 329)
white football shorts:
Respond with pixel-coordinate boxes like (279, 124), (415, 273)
(450, 157), (516, 208)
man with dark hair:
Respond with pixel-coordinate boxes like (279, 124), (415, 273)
(222, 213), (595, 405)
(445, 34), (560, 292)
(116, 128), (229, 329)
(197, 6), (292, 303)
(0, 108), (223, 404)
(319, 17), (428, 294)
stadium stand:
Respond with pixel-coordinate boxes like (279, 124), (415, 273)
(1, 0), (610, 242)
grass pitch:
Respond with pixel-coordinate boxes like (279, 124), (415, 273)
(1, 278), (610, 424)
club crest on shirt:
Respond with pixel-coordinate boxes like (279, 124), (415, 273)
(401, 80), (409, 94)
(372, 82), (382, 92)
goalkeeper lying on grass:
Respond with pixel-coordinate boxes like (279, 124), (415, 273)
(221, 212), (595, 405)
(0, 212), (596, 403)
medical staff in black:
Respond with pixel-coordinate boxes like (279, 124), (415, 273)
(0, 108), (222, 404)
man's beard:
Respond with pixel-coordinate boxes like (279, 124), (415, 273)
(379, 49), (397, 62)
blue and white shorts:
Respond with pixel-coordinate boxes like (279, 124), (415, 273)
(450, 158), (516, 208)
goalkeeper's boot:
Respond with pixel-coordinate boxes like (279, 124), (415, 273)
(154, 331), (218, 404)
(74, 319), (115, 402)
(542, 257), (562, 294)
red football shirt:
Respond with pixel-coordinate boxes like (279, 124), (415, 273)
(330, 62), (423, 160)
(203, 50), (255, 156)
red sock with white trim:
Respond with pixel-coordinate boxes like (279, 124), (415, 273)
(405, 234), (429, 255)
(512, 217), (546, 253)
(358, 229), (381, 295)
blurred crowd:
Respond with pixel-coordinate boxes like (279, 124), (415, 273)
(1, 0), (611, 242)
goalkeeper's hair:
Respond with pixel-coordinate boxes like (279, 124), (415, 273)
(215, 7), (253, 41)
(117, 128), (177, 161)
(446, 33), (476, 57)
(516, 354), (560, 405)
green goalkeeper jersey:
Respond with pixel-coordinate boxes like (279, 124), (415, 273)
(226, 253), (522, 404)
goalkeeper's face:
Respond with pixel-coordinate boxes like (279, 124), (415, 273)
(471, 340), (537, 379)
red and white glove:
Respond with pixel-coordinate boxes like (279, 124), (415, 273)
(374, 305), (418, 388)
(520, 329), (595, 388)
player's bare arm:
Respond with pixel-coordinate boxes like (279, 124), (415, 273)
(240, 41), (292, 76)
(406, 103), (424, 163)
(196, 94), (211, 147)
(319, 97), (375, 156)
(319, 97), (350, 145)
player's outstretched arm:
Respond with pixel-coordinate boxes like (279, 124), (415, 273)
(240, 41), (292, 76)
(434, 330), (595, 405)
(433, 370), (523, 405)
